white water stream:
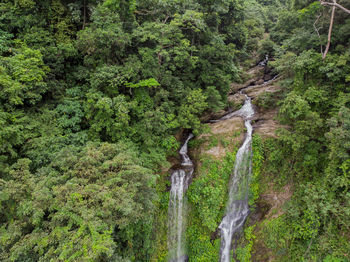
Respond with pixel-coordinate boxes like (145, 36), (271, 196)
(219, 93), (255, 262)
(168, 134), (194, 262)
(167, 63), (272, 261)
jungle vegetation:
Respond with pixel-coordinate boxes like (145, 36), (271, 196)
(0, 0), (349, 261)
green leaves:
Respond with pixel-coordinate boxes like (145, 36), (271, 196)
(125, 78), (160, 89)
(0, 46), (48, 107)
(262, 30), (350, 260)
(0, 142), (157, 261)
(85, 92), (132, 142)
(77, 6), (130, 66)
(178, 89), (208, 134)
(187, 151), (236, 261)
(0, 0), (249, 260)
(249, 135), (263, 206)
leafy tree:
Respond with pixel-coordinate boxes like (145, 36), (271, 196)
(0, 142), (157, 261)
(0, 45), (49, 108)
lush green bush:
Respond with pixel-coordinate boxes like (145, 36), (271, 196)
(260, 48), (350, 260)
(187, 150), (237, 261)
(249, 135), (264, 207)
(235, 225), (256, 262)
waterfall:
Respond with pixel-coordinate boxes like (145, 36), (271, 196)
(219, 94), (255, 262)
(259, 54), (269, 66)
(168, 134), (194, 262)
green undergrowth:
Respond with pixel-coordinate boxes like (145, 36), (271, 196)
(249, 135), (264, 207)
(234, 134), (264, 262)
(186, 146), (238, 261)
(151, 171), (171, 262)
(236, 225), (257, 262)
(206, 135), (232, 151)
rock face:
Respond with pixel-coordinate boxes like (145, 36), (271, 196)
(261, 183), (293, 220)
(198, 65), (283, 156)
(228, 93), (246, 108)
(253, 109), (285, 139)
(232, 66), (282, 139)
(231, 66), (265, 93)
(245, 82), (280, 100)
(197, 117), (245, 160)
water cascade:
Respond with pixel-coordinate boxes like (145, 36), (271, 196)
(168, 134), (194, 262)
(258, 54), (269, 66)
(218, 91), (255, 262)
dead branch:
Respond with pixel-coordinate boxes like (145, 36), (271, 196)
(319, 0), (350, 58)
(320, 0), (350, 14)
(313, 13), (324, 56)
(323, 1), (336, 59)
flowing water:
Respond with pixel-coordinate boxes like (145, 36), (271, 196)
(167, 62), (270, 261)
(259, 54), (269, 66)
(218, 92), (255, 262)
(168, 134), (194, 262)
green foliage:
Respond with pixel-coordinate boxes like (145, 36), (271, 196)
(188, 153), (235, 231)
(260, 42), (350, 260)
(186, 215), (221, 262)
(77, 6), (130, 66)
(249, 135), (263, 206)
(0, 142), (157, 261)
(186, 148), (237, 261)
(0, 0), (249, 260)
(85, 92), (132, 142)
(262, 215), (291, 257)
(255, 91), (276, 110)
(258, 38), (277, 59)
(235, 225), (256, 262)
(0, 45), (49, 107)
(178, 89), (208, 134)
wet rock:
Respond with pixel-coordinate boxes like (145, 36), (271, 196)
(263, 73), (274, 81)
(253, 108), (278, 122)
(206, 117), (245, 137)
(254, 119), (281, 138)
(252, 109), (287, 138)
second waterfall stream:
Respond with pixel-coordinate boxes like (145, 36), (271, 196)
(219, 90), (255, 262)
(168, 134), (194, 262)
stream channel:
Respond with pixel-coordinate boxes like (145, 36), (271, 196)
(167, 63), (275, 262)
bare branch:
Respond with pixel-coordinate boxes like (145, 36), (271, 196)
(323, 1), (336, 59)
(163, 15), (170, 24)
(313, 13), (324, 56)
(320, 1), (350, 14)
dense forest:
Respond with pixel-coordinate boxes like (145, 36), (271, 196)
(0, 0), (349, 261)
